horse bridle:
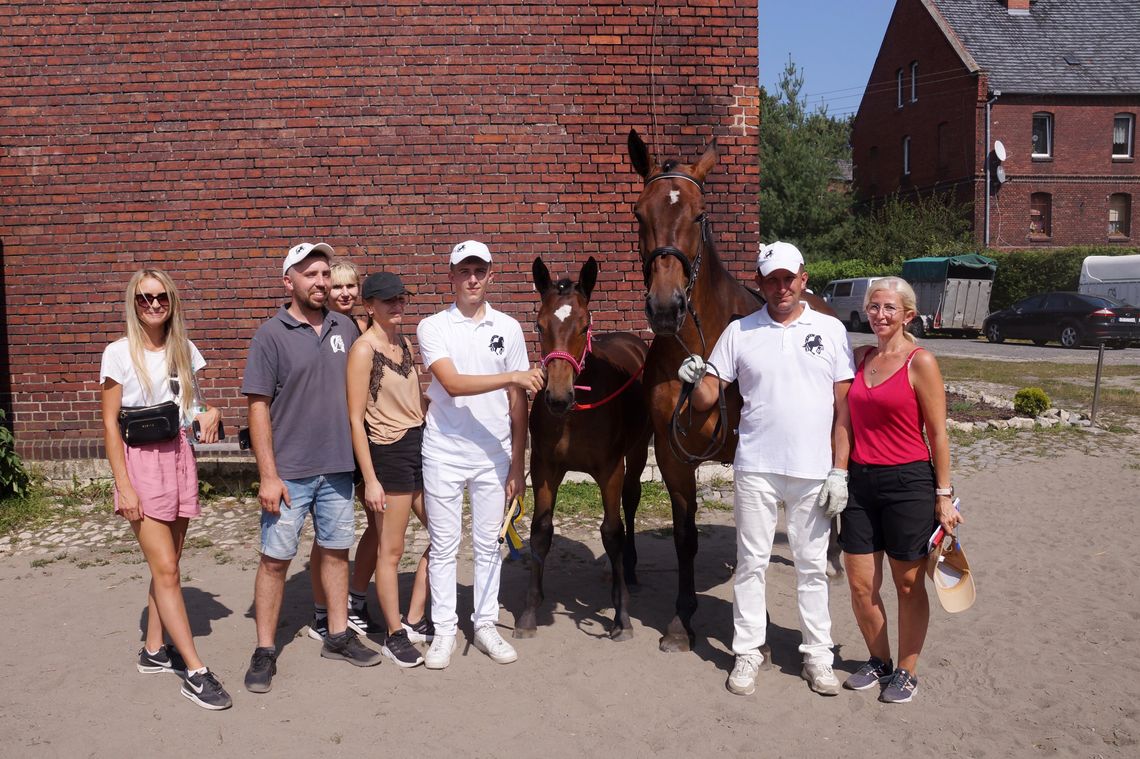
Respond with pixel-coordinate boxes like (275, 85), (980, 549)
(540, 321), (594, 392)
(640, 172), (712, 334)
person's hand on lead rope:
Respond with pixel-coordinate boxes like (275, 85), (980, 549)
(816, 468), (849, 517)
(677, 355), (707, 384)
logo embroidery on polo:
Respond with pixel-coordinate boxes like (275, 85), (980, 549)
(489, 335), (505, 355)
(803, 334), (824, 356)
(330, 335), (346, 354)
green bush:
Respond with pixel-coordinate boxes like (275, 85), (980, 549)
(987, 246), (1139, 310)
(806, 259), (896, 293)
(0, 410), (31, 500)
(1013, 387), (1051, 417)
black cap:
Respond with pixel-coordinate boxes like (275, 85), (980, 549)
(361, 271), (409, 300)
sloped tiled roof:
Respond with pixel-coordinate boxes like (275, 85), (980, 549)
(927, 0), (1140, 94)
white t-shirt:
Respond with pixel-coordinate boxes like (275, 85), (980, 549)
(417, 303), (529, 467)
(706, 302), (854, 479)
(100, 338), (206, 426)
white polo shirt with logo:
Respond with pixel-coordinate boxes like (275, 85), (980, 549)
(706, 302), (855, 480)
(417, 302), (529, 468)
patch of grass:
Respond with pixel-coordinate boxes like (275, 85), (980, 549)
(213, 550), (232, 565)
(186, 536), (214, 549)
(531, 480), (674, 519)
(30, 552), (68, 568)
(73, 556), (110, 569)
(949, 398), (977, 415)
(55, 478), (114, 510)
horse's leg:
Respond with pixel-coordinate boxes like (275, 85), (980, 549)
(514, 463), (564, 639)
(620, 429), (651, 587)
(826, 517), (845, 580)
(659, 456), (699, 653)
(598, 463), (634, 641)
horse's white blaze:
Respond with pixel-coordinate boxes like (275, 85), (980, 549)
(669, 190), (680, 204)
(554, 304), (573, 322)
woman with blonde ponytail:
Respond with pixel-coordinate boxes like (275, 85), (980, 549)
(99, 268), (232, 710)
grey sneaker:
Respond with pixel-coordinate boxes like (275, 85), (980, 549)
(321, 629), (382, 667)
(243, 646), (277, 694)
(801, 661), (841, 696)
(401, 614), (435, 644)
(473, 623), (518, 664)
(844, 656), (894, 691)
(137, 644), (187, 675)
(381, 629), (424, 668)
(424, 633), (456, 670)
(879, 668), (919, 703)
(726, 653), (764, 696)
(181, 669), (233, 711)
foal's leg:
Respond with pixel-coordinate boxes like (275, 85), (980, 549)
(598, 463), (633, 641)
(620, 431), (651, 587)
(514, 462), (563, 638)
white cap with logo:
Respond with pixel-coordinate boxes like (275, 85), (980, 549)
(449, 240), (492, 265)
(283, 241), (334, 276)
(757, 241), (804, 277)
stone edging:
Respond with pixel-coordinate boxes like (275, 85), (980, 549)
(944, 384), (1093, 433)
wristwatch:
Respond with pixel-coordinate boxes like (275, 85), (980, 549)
(934, 486), (954, 497)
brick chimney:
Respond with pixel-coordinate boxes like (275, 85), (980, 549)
(1006, 0), (1031, 14)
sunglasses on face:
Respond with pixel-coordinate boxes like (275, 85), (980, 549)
(135, 292), (170, 309)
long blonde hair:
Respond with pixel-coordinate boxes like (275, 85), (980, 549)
(864, 276), (919, 344)
(124, 269), (196, 416)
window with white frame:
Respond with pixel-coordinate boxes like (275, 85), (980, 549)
(910, 61), (918, 102)
(1032, 113), (1053, 157)
(903, 136), (911, 176)
(1108, 193), (1131, 237)
(1113, 114), (1135, 158)
(896, 69), (903, 108)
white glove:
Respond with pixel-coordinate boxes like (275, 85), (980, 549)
(677, 355), (707, 384)
(816, 468), (849, 518)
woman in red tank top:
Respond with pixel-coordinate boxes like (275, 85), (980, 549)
(838, 277), (963, 704)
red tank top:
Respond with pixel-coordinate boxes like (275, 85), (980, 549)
(849, 347), (931, 466)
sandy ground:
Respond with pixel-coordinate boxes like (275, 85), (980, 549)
(3, 429), (1140, 758)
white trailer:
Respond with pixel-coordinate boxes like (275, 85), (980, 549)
(1079, 254), (1140, 306)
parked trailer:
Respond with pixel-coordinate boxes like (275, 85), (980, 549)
(901, 254), (998, 338)
(1079, 254), (1140, 307)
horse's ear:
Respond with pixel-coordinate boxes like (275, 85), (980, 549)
(628, 128), (653, 179)
(691, 136), (718, 182)
(532, 256), (553, 294)
(578, 256), (599, 302)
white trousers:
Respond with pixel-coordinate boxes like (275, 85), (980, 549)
(422, 456), (510, 637)
(732, 470), (834, 664)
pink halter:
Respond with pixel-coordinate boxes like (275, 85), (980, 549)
(540, 323), (593, 391)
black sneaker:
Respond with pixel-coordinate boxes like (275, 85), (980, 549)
(843, 656), (894, 691)
(244, 646), (277, 693)
(879, 668), (919, 703)
(401, 614), (435, 644)
(347, 604), (381, 635)
(381, 629), (424, 668)
(137, 644), (187, 675)
(181, 669), (233, 711)
(307, 614), (329, 642)
(321, 629), (382, 667)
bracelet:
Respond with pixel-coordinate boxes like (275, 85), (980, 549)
(934, 486), (954, 497)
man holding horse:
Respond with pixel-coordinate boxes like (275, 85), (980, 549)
(679, 241), (854, 697)
(415, 239), (545, 669)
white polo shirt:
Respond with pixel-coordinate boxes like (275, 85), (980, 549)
(417, 302), (530, 467)
(706, 302), (854, 479)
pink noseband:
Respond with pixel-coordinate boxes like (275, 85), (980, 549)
(540, 324), (593, 391)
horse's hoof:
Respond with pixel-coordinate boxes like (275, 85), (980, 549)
(658, 632), (692, 653)
(610, 626), (634, 642)
(826, 563), (845, 581)
(513, 627), (537, 639)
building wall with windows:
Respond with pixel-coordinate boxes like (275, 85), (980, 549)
(0, 1), (761, 459)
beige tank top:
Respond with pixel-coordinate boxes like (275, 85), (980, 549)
(363, 336), (424, 445)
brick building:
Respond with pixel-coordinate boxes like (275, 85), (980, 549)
(851, 0), (1140, 249)
(0, 1), (760, 461)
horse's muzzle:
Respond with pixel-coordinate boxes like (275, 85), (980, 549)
(645, 292), (685, 336)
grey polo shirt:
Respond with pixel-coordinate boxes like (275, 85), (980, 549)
(241, 306), (357, 480)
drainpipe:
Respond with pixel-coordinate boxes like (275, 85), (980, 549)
(984, 90), (1000, 246)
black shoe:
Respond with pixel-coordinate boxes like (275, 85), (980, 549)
(401, 614), (435, 644)
(181, 669), (233, 711)
(322, 629), (382, 667)
(307, 614), (329, 642)
(382, 629), (424, 668)
(347, 604), (381, 636)
(843, 656), (894, 691)
(879, 668), (919, 703)
(137, 644), (187, 675)
(244, 646), (277, 693)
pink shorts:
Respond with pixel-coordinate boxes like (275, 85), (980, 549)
(114, 429), (201, 521)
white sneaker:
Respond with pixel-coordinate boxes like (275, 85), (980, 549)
(726, 653), (764, 695)
(473, 623), (518, 664)
(801, 661), (841, 696)
(424, 634), (456, 670)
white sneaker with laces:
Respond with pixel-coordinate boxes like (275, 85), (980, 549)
(727, 653), (764, 695)
(473, 623), (518, 664)
(424, 634), (456, 670)
(801, 660), (841, 696)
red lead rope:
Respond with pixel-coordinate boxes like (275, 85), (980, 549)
(572, 361), (646, 411)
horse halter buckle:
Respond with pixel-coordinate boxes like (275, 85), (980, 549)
(540, 322), (594, 391)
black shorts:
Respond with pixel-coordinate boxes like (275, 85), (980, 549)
(839, 459), (938, 562)
(368, 426), (423, 494)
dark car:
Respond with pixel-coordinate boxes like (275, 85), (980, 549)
(983, 292), (1140, 348)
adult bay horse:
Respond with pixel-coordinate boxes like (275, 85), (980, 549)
(627, 128), (839, 652)
(515, 256), (653, 641)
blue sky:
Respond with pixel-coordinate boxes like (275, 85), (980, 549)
(759, 0), (898, 119)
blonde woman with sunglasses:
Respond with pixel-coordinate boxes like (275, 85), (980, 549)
(99, 269), (231, 710)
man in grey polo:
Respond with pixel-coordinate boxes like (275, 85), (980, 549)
(241, 241), (381, 694)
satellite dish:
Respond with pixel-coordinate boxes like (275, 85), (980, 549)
(995, 165), (1008, 184)
(994, 140), (1007, 161)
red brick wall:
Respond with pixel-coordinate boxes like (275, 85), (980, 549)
(0, 1), (760, 459)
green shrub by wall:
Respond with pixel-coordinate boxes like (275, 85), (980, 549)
(987, 246), (1139, 310)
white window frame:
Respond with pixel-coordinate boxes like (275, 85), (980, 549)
(896, 69), (904, 108)
(910, 61), (918, 102)
(1113, 114), (1135, 158)
(1032, 113), (1053, 158)
(903, 136), (911, 176)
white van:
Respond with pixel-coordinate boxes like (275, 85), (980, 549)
(1079, 255), (1140, 307)
(820, 277), (883, 331)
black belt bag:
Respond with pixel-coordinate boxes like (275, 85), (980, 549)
(118, 401), (181, 446)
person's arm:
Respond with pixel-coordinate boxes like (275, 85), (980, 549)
(831, 379), (853, 469)
(505, 385), (528, 501)
(426, 357), (544, 397)
(911, 349), (961, 533)
(247, 394), (290, 516)
(346, 342), (385, 513)
(689, 373), (729, 413)
(101, 380), (141, 522)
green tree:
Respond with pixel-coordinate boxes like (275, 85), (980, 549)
(854, 191), (973, 269)
(760, 58), (854, 260)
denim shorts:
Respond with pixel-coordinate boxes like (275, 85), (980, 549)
(260, 472), (357, 560)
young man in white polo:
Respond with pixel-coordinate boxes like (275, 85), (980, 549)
(416, 240), (546, 669)
(679, 241), (855, 697)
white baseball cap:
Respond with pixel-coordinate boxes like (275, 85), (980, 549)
(283, 241), (334, 276)
(449, 239), (492, 265)
(757, 241), (804, 277)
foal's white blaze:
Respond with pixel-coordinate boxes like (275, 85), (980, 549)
(669, 190), (680, 205)
(554, 304), (573, 322)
